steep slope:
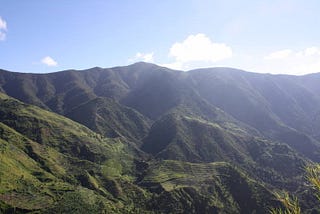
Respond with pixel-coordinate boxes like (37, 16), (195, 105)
(1, 63), (320, 162)
(121, 65), (184, 119)
(1, 61), (320, 212)
(0, 63), (186, 121)
(0, 94), (291, 213)
(141, 112), (309, 189)
(140, 160), (279, 214)
(0, 93), (149, 212)
(0, 63), (173, 116)
(0, 69), (97, 114)
(188, 68), (320, 161)
(66, 97), (150, 144)
(0, 67), (152, 142)
(0, 121), (67, 211)
(142, 113), (249, 163)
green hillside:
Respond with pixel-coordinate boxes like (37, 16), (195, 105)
(0, 94), (290, 213)
(66, 97), (150, 144)
(1, 64), (320, 163)
(0, 63), (320, 213)
(140, 160), (279, 214)
(0, 94), (144, 212)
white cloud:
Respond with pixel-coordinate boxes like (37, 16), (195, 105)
(164, 34), (232, 70)
(41, 56), (58, 67)
(300, 47), (320, 57)
(253, 47), (320, 75)
(129, 52), (154, 63)
(264, 49), (292, 60)
(0, 16), (7, 41)
(128, 34), (232, 71)
(160, 61), (183, 70)
(169, 34), (232, 63)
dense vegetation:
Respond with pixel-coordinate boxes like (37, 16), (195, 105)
(0, 63), (319, 213)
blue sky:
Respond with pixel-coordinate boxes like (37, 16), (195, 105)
(1, 0), (320, 74)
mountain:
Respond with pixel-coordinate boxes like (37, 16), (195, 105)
(1, 62), (320, 213)
(1, 63), (319, 160)
(66, 97), (151, 144)
(188, 68), (320, 161)
(0, 93), (283, 213)
(0, 93), (145, 212)
(140, 160), (279, 214)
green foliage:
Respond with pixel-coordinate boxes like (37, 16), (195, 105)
(0, 95), (140, 212)
(44, 188), (115, 214)
(101, 159), (123, 178)
(141, 160), (277, 213)
(269, 191), (301, 214)
(306, 164), (320, 201)
(269, 164), (320, 214)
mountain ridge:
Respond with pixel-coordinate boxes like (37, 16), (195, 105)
(1, 62), (319, 161)
(1, 63), (320, 213)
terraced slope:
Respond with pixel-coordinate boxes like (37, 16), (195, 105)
(0, 93), (296, 213)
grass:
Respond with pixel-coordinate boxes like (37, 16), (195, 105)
(0, 91), (318, 213)
(306, 164), (320, 200)
(143, 160), (243, 191)
(141, 160), (277, 213)
(0, 95), (141, 212)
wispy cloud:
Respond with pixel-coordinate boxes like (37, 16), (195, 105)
(129, 52), (154, 63)
(256, 47), (320, 75)
(128, 35), (320, 75)
(165, 34), (232, 70)
(160, 61), (183, 70)
(41, 56), (58, 67)
(264, 49), (292, 60)
(0, 16), (7, 41)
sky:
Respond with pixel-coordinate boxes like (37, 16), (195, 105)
(1, 0), (320, 75)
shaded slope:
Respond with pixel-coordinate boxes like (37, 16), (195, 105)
(140, 160), (279, 214)
(1, 63), (319, 161)
(0, 69), (97, 114)
(188, 68), (320, 161)
(66, 97), (150, 144)
(142, 113), (248, 163)
(121, 65), (184, 119)
(141, 112), (309, 190)
(0, 63), (178, 118)
(0, 67), (151, 142)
